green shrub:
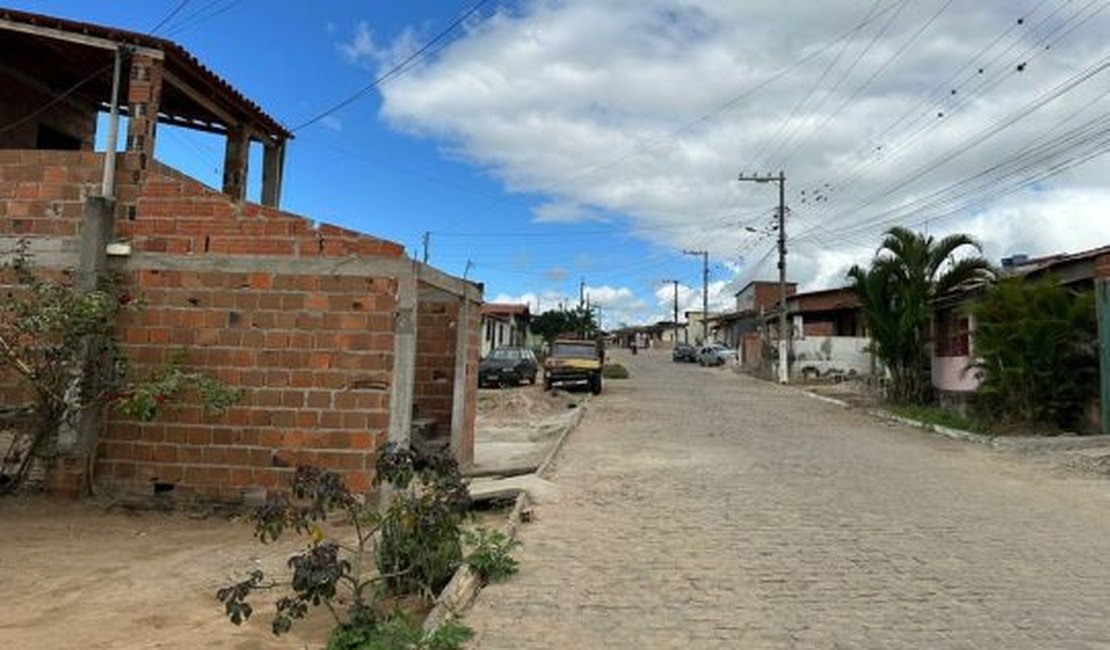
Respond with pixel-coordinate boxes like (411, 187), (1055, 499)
(463, 528), (522, 583)
(602, 363), (630, 379)
(327, 613), (472, 650)
(971, 278), (1096, 431)
(217, 445), (474, 643)
(892, 404), (987, 434)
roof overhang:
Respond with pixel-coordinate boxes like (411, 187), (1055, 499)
(0, 8), (292, 144)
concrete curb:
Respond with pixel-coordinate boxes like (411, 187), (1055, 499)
(870, 409), (996, 446)
(797, 388), (852, 409)
(422, 396), (589, 632)
(868, 409), (1110, 451)
(791, 379), (1109, 452)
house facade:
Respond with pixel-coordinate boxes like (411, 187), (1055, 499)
(933, 244), (1110, 417)
(0, 10), (481, 499)
(480, 303), (531, 356)
(778, 286), (871, 380)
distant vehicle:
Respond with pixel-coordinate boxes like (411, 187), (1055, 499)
(672, 342), (697, 363)
(479, 347), (538, 387)
(698, 343), (738, 367)
(544, 339), (604, 394)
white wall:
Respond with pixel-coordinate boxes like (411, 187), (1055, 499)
(792, 336), (873, 378)
(932, 356), (980, 392)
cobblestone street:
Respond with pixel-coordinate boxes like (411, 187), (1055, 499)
(464, 350), (1110, 649)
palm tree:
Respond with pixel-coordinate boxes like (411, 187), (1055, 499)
(848, 227), (994, 404)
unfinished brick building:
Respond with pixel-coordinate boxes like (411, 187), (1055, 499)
(0, 9), (481, 499)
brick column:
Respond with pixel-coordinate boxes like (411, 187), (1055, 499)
(222, 125), (249, 202)
(125, 53), (163, 170)
(261, 139), (285, 207)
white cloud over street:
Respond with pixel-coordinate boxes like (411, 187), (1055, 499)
(365, 1), (1110, 322)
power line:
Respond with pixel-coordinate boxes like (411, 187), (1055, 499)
(150, 0), (192, 35)
(0, 64), (114, 135)
(291, 0), (495, 132)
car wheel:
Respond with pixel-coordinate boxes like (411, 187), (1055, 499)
(589, 374), (602, 395)
(543, 376), (552, 391)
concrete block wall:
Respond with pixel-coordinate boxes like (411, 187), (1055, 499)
(0, 149), (101, 238)
(414, 283), (460, 439)
(0, 150), (105, 406)
(1, 154), (482, 498)
(98, 267), (398, 499)
(95, 164), (408, 499)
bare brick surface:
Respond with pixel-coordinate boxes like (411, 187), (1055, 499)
(465, 351), (1110, 649)
(1, 153), (481, 498)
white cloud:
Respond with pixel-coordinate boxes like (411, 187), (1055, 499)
(377, 1), (1110, 298)
(339, 21), (380, 64)
(320, 116), (343, 132)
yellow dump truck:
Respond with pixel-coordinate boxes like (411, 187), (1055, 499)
(543, 339), (603, 394)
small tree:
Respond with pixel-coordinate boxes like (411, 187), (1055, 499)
(0, 241), (239, 493)
(970, 277), (1097, 430)
(218, 446), (478, 649)
(0, 241), (125, 491)
(847, 227), (994, 404)
(530, 307), (598, 345)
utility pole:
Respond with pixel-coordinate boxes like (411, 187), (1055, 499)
(738, 170), (789, 384)
(421, 231), (430, 264)
(683, 250), (709, 343)
(579, 278), (586, 310)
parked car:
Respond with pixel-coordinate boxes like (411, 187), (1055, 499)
(672, 342), (697, 362)
(698, 343), (738, 367)
(479, 347), (538, 387)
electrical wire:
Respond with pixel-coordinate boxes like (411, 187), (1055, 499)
(290, 0), (495, 132)
(149, 0), (192, 35)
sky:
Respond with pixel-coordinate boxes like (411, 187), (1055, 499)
(12, 0), (1110, 328)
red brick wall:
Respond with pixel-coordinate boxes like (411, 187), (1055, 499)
(803, 321), (835, 337)
(414, 284), (459, 439)
(121, 162), (405, 259)
(1, 155), (481, 499)
(98, 267), (398, 499)
(0, 150), (104, 407)
(753, 282), (796, 310)
(95, 165), (407, 499)
(0, 149), (101, 239)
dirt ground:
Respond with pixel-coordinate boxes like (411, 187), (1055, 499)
(0, 389), (553, 649)
(476, 383), (587, 424)
(0, 495), (340, 649)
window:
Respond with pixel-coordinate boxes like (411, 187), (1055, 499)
(936, 310), (970, 357)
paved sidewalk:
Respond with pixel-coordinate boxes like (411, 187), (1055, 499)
(464, 350), (1110, 649)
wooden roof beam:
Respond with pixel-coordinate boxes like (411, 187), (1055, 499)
(0, 16), (163, 59)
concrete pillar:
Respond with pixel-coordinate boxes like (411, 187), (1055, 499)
(450, 296), (471, 461)
(125, 53), (164, 170)
(261, 139), (285, 207)
(388, 265), (418, 446)
(54, 197), (116, 495)
(222, 125), (250, 202)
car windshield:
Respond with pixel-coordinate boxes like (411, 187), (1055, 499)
(551, 343), (596, 359)
(488, 348), (521, 360)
